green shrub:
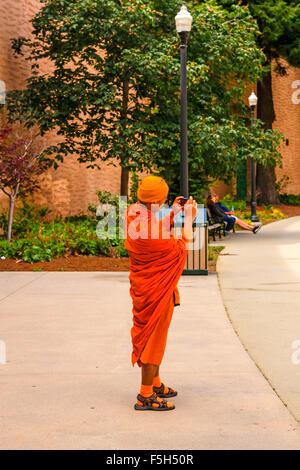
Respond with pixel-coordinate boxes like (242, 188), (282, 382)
(115, 239), (128, 258)
(0, 200), (121, 262)
(0, 211), (8, 233)
(0, 234), (111, 263)
(0, 193), (131, 263)
(219, 195), (247, 212)
(279, 193), (300, 206)
(12, 200), (52, 237)
(64, 214), (95, 223)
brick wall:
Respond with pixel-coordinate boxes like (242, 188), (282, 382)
(273, 59), (300, 195)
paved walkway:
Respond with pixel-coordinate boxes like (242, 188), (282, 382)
(217, 216), (300, 423)
(0, 267), (300, 449)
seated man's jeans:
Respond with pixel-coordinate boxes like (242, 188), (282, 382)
(223, 215), (235, 232)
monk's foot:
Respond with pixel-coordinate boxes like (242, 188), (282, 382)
(134, 393), (175, 411)
(153, 383), (177, 399)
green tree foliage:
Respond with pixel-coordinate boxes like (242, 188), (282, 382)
(219, 0), (300, 69)
(150, 2), (284, 198)
(7, 0), (284, 198)
(218, 0), (300, 203)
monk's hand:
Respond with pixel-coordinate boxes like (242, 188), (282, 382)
(185, 197), (198, 221)
(171, 196), (185, 216)
(182, 197), (197, 241)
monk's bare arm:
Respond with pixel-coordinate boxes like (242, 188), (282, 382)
(182, 199), (197, 242)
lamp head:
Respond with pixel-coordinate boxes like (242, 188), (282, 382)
(175, 3), (193, 33)
(248, 91), (258, 108)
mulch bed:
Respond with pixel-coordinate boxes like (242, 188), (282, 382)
(0, 254), (217, 273)
(272, 204), (300, 218)
(0, 255), (130, 272)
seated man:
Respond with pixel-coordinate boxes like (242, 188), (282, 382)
(207, 194), (262, 234)
(213, 194), (236, 233)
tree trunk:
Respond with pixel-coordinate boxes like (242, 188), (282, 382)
(120, 78), (129, 197)
(7, 196), (15, 242)
(256, 69), (280, 204)
(120, 166), (129, 197)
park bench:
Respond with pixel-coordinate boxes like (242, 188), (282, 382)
(206, 207), (222, 241)
(206, 207), (236, 241)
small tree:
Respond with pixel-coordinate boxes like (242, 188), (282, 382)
(0, 127), (48, 242)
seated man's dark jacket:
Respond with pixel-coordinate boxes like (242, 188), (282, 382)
(208, 203), (226, 224)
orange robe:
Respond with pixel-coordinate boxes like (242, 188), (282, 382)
(124, 204), (188, 367)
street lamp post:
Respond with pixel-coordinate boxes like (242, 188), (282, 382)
(248, 91), (260, 223)
(175, 3), (193, 198)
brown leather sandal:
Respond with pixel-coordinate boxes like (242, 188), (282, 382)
(153, 383), (178, 398)
(134, 393), (175, 411)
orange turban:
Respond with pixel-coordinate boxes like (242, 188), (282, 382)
(137, 175), (169, 203)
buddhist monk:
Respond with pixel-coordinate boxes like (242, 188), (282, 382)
(124, 175), (197, 411)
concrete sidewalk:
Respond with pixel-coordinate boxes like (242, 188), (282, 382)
(217, 216), (300, 423)
(0, 270), (300, 449)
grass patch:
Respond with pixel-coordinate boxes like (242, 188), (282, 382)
(208, 245), (225, 268)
